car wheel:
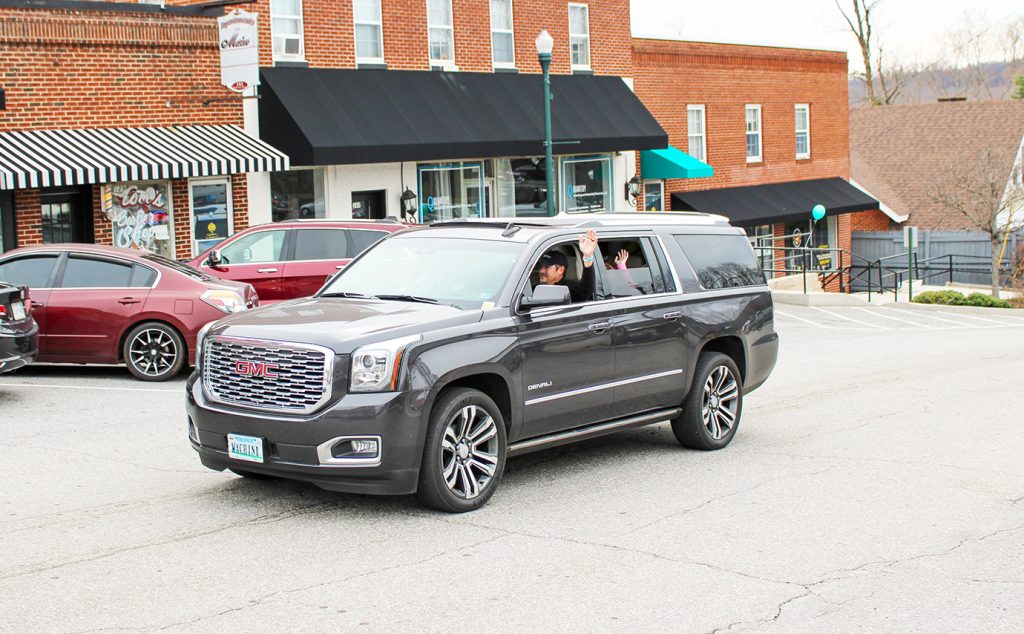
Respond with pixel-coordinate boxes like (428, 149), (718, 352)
(416, 388), (507, 513)
(123, 321), (186, 382)
(671, 352), (743, 450)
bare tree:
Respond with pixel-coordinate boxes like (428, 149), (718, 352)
(836, 0), (903, 105)
(929, 146), (1024, 297)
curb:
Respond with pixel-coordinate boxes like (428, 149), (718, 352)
(771, 291), (869, 306)
(886, 301), (1024, 318)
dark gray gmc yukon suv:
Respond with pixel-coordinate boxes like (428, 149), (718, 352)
(187, 212), (779, 512)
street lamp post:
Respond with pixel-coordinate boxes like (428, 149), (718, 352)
(536, 30), (555, 217)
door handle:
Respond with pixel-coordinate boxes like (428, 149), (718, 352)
(663, 311), (682, 321)
(257, 268), (278, 273)
(588, 322), (612, 334)
(31, 301), (44, 309)
(118, 297), (142, 305)
(335, 265), (345, 270)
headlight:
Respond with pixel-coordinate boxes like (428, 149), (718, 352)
(195, 322), (214, 369)
(350, 335), (421, 393)
(201, 290), (246, 314)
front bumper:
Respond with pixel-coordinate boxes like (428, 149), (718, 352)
(186, 374), (428, 495)
(0, 321), (39, 374)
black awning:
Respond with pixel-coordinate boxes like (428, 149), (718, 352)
(671, 177), (878, 226)
(259, 67), (667, 166)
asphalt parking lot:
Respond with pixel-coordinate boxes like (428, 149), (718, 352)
(2, 303), (1023, 632)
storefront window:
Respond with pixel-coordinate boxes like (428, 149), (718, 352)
(418, 163), (483, 223)
(746, 224), (774, 279)
(105, 182), (175, 260)
(562, 156), (611, 214)
(190, 178), (232, 256)
(0, 191), (12, 251)
(643, 181), (663, 211)
(270, 168), (326, 222)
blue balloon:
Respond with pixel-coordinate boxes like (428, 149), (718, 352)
(812, 204), (826, 221)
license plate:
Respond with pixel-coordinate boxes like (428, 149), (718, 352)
(227, 433), (264, 463)
(10, 301), (25, 321)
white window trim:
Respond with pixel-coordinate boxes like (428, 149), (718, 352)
(490, 0), (516, 70)
(795, 103), (810, 160)
(568, 2), (591, 71)
(745, 104), (762, 163)
(427, 0), (456, 67)
(687, 104), (707, 163)
(271, 0), (305, 62)
(353, 0), (385, 65)
(188, 177), (234, 258)
(643, 180), (664, 212)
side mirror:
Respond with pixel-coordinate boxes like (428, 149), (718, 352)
(520, 284), (571, 310)
(206, 249), (223, 267)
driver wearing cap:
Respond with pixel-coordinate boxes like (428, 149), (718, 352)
(534, 229), (599, 303)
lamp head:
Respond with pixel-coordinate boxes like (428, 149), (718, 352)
(535, 30), (554, 56)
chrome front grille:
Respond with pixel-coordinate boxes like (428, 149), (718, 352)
(202, 336), (335, 414)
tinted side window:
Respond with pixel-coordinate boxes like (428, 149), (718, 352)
(293, 229), (350, 261)
(219, 230), (286, 264)
(348, 230), (389, 256)
(597, 238), (656, 297)
(0, 255), (59, 288)
(61, 257), (134, 288)
(674, 234), (766, 289)
(131, 265), (158, 288)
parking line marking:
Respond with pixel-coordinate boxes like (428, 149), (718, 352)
(811, 307), (894, 329)
(929, 310), (1019, 325)
(0, 382), (180, 394)
(858, 307), (935, 328)
(881, 307), (976, 327)
(774, 309), (831, 327)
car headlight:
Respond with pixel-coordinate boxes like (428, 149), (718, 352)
(350, 335), (421, 393)
(201, 290), (246, 314)
(195, 322), (214, 369)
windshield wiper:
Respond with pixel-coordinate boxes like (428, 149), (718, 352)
(320, 291), (373, 299)
(373, 294), (441, 305)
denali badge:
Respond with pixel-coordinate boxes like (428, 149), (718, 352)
(528, 381), (552, 391)
(235, 361), (279, 378)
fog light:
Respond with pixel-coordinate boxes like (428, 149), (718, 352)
(351, 439), (377, 455)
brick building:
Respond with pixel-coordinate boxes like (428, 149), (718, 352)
(0, 1), (288, 259)
(631, 38), (888, 284)
(234, 0), (663, 227)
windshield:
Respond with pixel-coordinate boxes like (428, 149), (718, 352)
(320, 235), (523, 310)
(142, 254), (215, 282)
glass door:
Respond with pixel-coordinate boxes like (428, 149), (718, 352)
(189, 178), (233, 257)
(0, 191), (13, 251)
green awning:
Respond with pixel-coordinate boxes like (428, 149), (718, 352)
(640, 146), (714, 179)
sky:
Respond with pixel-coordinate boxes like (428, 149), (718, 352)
(631, 0), (1024, 74)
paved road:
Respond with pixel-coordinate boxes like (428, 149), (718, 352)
(1, 304), (1023, 632)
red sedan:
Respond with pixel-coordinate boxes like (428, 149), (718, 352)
(186, 219), (406, 302)
(0, 244), (257, 381)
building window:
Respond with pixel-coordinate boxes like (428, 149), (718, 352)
(687, 105), (706, 162)
(427, 0), (455, 66)
(562, 155), (612, 214)
(490, 0), (515, 69)
(354, 0), (384, 63)
(189, 178), (233, 257)
(106, 182), (176, 260)
(568, 3), (590, 70)
(643, 180), (663, 211)
(418, 163), (483, 223)
(271, 0), (305, 61)
(745, 104), (762, 163)
(795, 104), (810, 159)
(270, 168), (326, 222)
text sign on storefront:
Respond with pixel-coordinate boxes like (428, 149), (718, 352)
(105, 182), (175, 260)
(218, 10), (259, 93)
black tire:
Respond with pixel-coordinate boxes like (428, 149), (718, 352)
(416, 388), (507, 513)
(671, 352), (743, 450)
(122, 321), (186, 382)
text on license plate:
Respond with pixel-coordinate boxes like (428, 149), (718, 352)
(227, 433), (264, 463)
(10, 301), (26, 321)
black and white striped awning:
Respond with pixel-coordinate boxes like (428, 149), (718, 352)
(0, 125), (289, 190)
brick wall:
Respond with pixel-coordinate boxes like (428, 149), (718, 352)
(241, 0), (631, 75)
(850, 209), (892, 232)
(632, 38), (850, 194)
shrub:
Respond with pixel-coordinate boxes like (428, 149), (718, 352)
(964, 292), (1011, 308)
(913, 290), (965, 305)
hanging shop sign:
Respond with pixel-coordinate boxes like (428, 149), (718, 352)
(218, 10), (260, 93)
(104, 182), (175, 260)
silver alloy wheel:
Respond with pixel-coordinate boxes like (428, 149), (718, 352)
(441, 404), (499, 499)
(701, 365), (739, 440)
(128, 328), (178, 377)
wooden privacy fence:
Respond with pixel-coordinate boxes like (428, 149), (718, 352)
(851, 230), (1021, 288)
